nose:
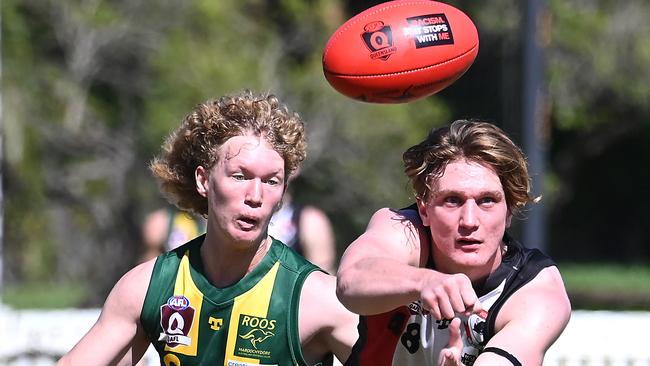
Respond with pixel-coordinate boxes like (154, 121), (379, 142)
(459, 201), (479, 231)
(245, 179), (263, 207)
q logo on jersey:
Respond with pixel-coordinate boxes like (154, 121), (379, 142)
(361, 21), (397, 60)
(158, 295), (195, 347)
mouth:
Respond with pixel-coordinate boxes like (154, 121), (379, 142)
(456, 238), (482, 251)
(236, 215), (259, 230)
(456, 238), (482, 245)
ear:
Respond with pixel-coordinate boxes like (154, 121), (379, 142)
(416, 197), (431, 227)
(195, 166), (209, 198)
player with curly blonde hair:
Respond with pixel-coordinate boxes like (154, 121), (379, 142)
(58, 90), (357, 366)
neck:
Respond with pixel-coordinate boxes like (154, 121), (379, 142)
(200, 232), (271, 287)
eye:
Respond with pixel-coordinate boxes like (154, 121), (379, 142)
(265, 177), (282, 186)
(443, 196), (462, 206)
(232, 173), (245, 181)
(478, 196), (497, 206)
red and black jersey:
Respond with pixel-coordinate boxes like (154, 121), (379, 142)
(345, 229), (555, 366)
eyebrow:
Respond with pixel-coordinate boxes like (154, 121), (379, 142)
(433, 189), (504, 199)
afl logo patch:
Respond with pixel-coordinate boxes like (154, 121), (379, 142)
(159, 296), (195, 347)
(167, 295), (190, 311)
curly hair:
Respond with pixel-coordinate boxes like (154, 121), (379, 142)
(150, 90), (307, 217)
(403, 119), (536, 216)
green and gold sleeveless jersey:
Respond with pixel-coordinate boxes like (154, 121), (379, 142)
(140, 235), (329, 366)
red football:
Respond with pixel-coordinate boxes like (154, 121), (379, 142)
(322, 0), (479, 103)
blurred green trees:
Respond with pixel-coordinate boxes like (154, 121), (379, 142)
(2, 0), (649, 307)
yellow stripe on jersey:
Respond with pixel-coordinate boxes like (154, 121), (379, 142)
(224, 261), (281, 365)
(164, 250), (203, 356)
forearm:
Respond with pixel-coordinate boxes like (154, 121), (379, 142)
(336, 256), (426, 315)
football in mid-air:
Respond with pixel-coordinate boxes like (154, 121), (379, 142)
(322, 0), (479, 103)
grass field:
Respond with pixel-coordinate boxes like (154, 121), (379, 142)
(559, 263), (650, 310)
(1, 282), (88, 309)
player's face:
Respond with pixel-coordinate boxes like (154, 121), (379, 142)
(417, 158), (508, 278)
(197, 134), (285, 246)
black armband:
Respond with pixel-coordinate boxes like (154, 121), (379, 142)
(481, 347), (522, 366)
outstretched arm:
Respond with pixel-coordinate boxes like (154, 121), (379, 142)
(56, 260), (154, 366)
(336, 208), (481, 318)
(475, 266), (571, 366)
(435, 267), (571, 366)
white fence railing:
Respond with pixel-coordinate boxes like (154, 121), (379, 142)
(544, 310), (650, 365)
(1, 306), (648, 365)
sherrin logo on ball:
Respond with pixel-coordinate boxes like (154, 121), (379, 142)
(322, 0), (479, 103)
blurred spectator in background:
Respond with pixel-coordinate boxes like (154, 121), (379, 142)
(269, 176), (337, 274)
(139, 207), (206, 263)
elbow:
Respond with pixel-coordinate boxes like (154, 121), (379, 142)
(336, 266), (366, 314)
(335, 266), (354, 308)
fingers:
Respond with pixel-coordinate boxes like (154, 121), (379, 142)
(462, 299), (486, 318)
(448, 317), (462, 347)
(438, 349), (459, 366)
(421, 272), (483, 320)
(437, 318), (463, 366)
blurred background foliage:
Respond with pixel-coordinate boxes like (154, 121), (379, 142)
(1, 0), (649, 309)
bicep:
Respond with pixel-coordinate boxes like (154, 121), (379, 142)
(477, 267), (571, 366)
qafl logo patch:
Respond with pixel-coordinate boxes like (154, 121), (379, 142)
(361, 21), (397, 60)
(158, 295), (195, 347)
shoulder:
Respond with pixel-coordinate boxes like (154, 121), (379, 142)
(513, 265), (570, 310)
(487, 266), (571, 363)
(368, 206), (423, 240)
(103, 259), (156, 322)
(116, 259), (156, 299)
(497, 266), (570, 327)
(272, 238), (318, 272)
(300, 271), (357, 323)
(345, 206), (427, 267)
(301, 270), (336, 300)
